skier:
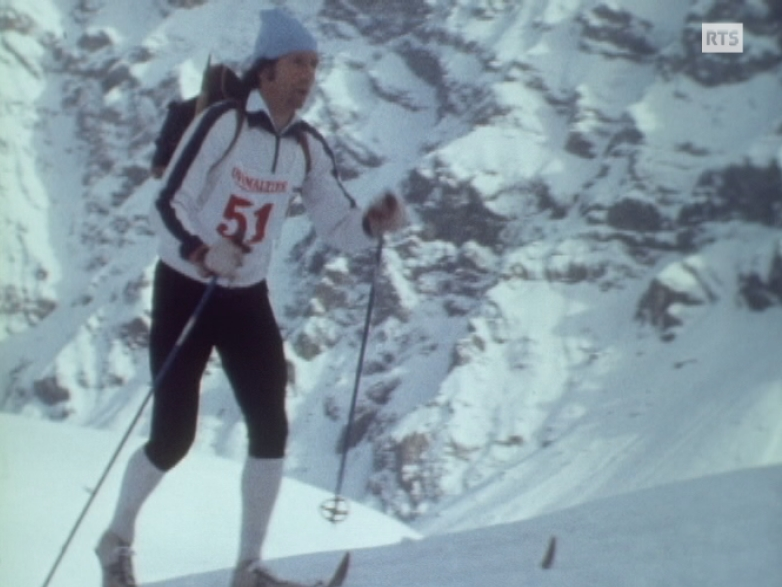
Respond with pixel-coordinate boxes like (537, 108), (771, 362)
(95, 8), (406, 587)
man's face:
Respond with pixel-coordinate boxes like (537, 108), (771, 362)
(263, 51), (320, 114)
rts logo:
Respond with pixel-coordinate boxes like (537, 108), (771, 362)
(702, 23), (743, 53)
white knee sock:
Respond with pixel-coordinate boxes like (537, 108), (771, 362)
(238, 457), (284, 563)
(107, 448), (165, 544)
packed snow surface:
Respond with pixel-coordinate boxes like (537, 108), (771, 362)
(1, 413), (780, 587)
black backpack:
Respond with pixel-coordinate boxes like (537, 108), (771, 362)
(150, 58), (243, 178)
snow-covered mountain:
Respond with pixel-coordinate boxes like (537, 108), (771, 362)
(1, 0), (781, 538)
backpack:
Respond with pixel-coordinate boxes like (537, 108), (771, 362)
(150, 58), (243, 178)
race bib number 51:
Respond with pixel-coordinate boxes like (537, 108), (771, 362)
(217, 194), (272, 244)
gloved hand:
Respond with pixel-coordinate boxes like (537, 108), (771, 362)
(190, 237), (245, 279)
(364, 193), (407, 237)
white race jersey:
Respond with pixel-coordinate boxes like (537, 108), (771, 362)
(151, 92), (375, 287)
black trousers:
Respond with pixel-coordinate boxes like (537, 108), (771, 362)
(145, 262), (288, 470)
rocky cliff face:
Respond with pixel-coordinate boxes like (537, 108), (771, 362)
(0, 0), (780, 527)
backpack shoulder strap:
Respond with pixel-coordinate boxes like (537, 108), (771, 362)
(294, 128), (312, 175)
(207, 101), (245, 173)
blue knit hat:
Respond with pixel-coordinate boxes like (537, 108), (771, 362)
(252, 8), (318, 61)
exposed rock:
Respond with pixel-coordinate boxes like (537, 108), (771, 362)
(408, 169), (508, 248)
(565, 131), (598, 159)
(662, 1), (782, 86)
(680, 163), (782, 227)
(740, 240), (782, 310)
(636, 257), (720, 340)
(292, 327), (331, 361)
(33, 376), (69, 405)
(370, 430), (441, 520)
(337, 406), (375, 451)
(167, 0), (209, 8)
(77, 28), (114, 51)
(118, 318), (149, 350)
(0, 287), (57, 335)
(323, 0), (431, 43)
(607, 198), (664, 232)
(0, 6), (35, 34)
(577, 3), (657, 60)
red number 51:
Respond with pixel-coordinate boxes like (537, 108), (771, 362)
(217, 195), (273, 244)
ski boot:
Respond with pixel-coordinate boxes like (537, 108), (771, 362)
(231, 559), (309, 587)
(95, 530), (137, 587)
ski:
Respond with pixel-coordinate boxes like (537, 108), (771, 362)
(324, 552), (350, 587)
(540, 535), (557, 569)
(281, 552), (350, 587)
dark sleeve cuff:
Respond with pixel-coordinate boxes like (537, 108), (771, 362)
(180, 236), (206, 261)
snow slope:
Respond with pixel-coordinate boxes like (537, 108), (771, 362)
(0, 413), (418, 587)
(416, 278), (782, 533)
(1, 413), (780, 587)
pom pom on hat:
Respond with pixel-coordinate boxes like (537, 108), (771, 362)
(252, 8), (318, 61)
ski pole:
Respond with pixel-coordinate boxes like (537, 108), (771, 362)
(321, 238), (384, 523)
(41, 275), (219, 587)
